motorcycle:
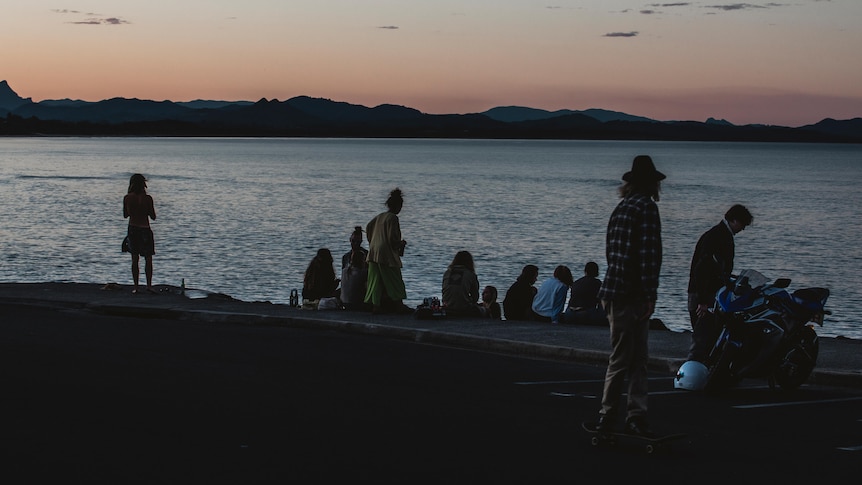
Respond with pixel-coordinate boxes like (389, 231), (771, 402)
(702, 269), (830, 392)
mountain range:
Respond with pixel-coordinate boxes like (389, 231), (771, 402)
(2, 80), (860, 142)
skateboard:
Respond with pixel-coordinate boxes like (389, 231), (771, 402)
(581, 421), (687, 454)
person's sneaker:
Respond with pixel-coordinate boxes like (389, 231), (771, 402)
(596, 414), (616, 433)
(625, 416), (655, 438)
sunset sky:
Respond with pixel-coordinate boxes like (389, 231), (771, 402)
(2, 1), (860, 127)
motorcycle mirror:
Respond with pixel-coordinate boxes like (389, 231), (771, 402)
(773, 278), (791, 288)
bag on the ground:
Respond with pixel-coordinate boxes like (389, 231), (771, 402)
(317, 297), (340, 310)
(415, 297), (446, 320)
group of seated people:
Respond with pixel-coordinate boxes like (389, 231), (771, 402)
(301, 227), (608, 325)
(497, 261), (608, 325)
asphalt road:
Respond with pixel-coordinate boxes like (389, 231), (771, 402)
(2, 304), (861, 484)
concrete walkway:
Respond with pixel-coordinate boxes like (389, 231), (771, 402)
(2, 282), (860, 389)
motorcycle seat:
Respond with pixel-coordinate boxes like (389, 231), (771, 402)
(791, 287), (829, 312)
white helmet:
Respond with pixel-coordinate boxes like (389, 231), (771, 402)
(674, 361), (709, 391)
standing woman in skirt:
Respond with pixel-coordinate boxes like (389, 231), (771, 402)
(364, 188), (411, 314)
(124, 173), (157, 294)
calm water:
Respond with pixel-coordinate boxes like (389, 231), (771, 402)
(1, 137), (860, 338)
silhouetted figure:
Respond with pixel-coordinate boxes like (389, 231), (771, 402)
(123, 173), (156, 294)
(442, 250), (483, 317)
(364, 188), (411, 314)
(341, 249), (372, 312)
(532, 265), (574, 323)
(481, 285), (502, 320)
(595, 155), (665, 437)
(342, 225), (368, 270)
(561, 261), (608, 325)
(302, 248), (340, 302)
(503, 264), (539, 321)
(686, 204), (753, 363)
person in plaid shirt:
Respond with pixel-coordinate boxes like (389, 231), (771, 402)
(595, 155), (665, 437)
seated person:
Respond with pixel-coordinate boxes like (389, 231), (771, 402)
(342, 225), (369, 270)
(561, 261), (608, 325)
(341, 249), (372, 312)
(480, 285), (502, 320)
(503, 264), (539, 321)
(302, 248), (340, 303)
(442, 250), (483, 317)
(532, 265), (574, 323)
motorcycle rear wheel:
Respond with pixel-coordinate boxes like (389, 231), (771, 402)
(774, 326), (819, 391)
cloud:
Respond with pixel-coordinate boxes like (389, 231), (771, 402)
(641, 10), (657, 14)
(650, 2), (691, 6)
(604, 31), (639, 37)
(704, 3), (786, 11)
(52, 8), (130, 25)
(69, 17), (131, 25)
(377, 26), (399, 30)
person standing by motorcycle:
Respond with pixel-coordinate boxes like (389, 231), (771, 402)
(595, 155), (665, 437)
(686, 204), (753, 363)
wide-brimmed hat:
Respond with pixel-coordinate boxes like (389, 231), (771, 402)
(622, 155), (666, 183)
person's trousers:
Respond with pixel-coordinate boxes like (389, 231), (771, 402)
(687, 292), (721, 362)
(599, 298), (650, 421)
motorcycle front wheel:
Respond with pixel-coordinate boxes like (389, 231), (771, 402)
(703, 341), (741, 394)
(774, 326), (819, 391)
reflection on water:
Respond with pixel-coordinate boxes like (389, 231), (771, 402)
(1, 137), (860, 339)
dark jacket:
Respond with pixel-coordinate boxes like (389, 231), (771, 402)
(503, 277), (538, 321)
(568, 276), (602, 310)
(688, 220), (735, 305)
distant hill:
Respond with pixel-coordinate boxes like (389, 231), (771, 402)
(0, 80), (32, 112)
(800, 118), (862, 139)
(1, 80), (859, 142)
(176, 100), (254, 110)
(285, 96), (423, 123)
(13, 97), (196, 124)
(481, 106), (656, 124)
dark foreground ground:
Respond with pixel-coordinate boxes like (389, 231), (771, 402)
(2, 290), (861, 484)
(0, 285), (862, 484)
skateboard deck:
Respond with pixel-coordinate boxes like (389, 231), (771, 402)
(581, 421), (686, 454)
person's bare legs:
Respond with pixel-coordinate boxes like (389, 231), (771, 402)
(144, 255), (155, 293)
(131, 254), (141, 293)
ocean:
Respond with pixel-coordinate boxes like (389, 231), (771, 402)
(1, 137), (860, 338)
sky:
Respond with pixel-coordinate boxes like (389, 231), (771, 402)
(2, 1), (861, 127)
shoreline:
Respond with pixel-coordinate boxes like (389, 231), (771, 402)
(2, 281), (860, 391)
(3, 279), (857, 341)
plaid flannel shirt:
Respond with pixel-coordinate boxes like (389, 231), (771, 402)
(598, 192), (662, 303)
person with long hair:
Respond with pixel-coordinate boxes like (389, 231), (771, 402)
(302, 248), (340, 302)
(123, 173), (157, 294)
(442, 250), (483, 317)
(364, 188), (411, 314)
(595, 155), (665, 437)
